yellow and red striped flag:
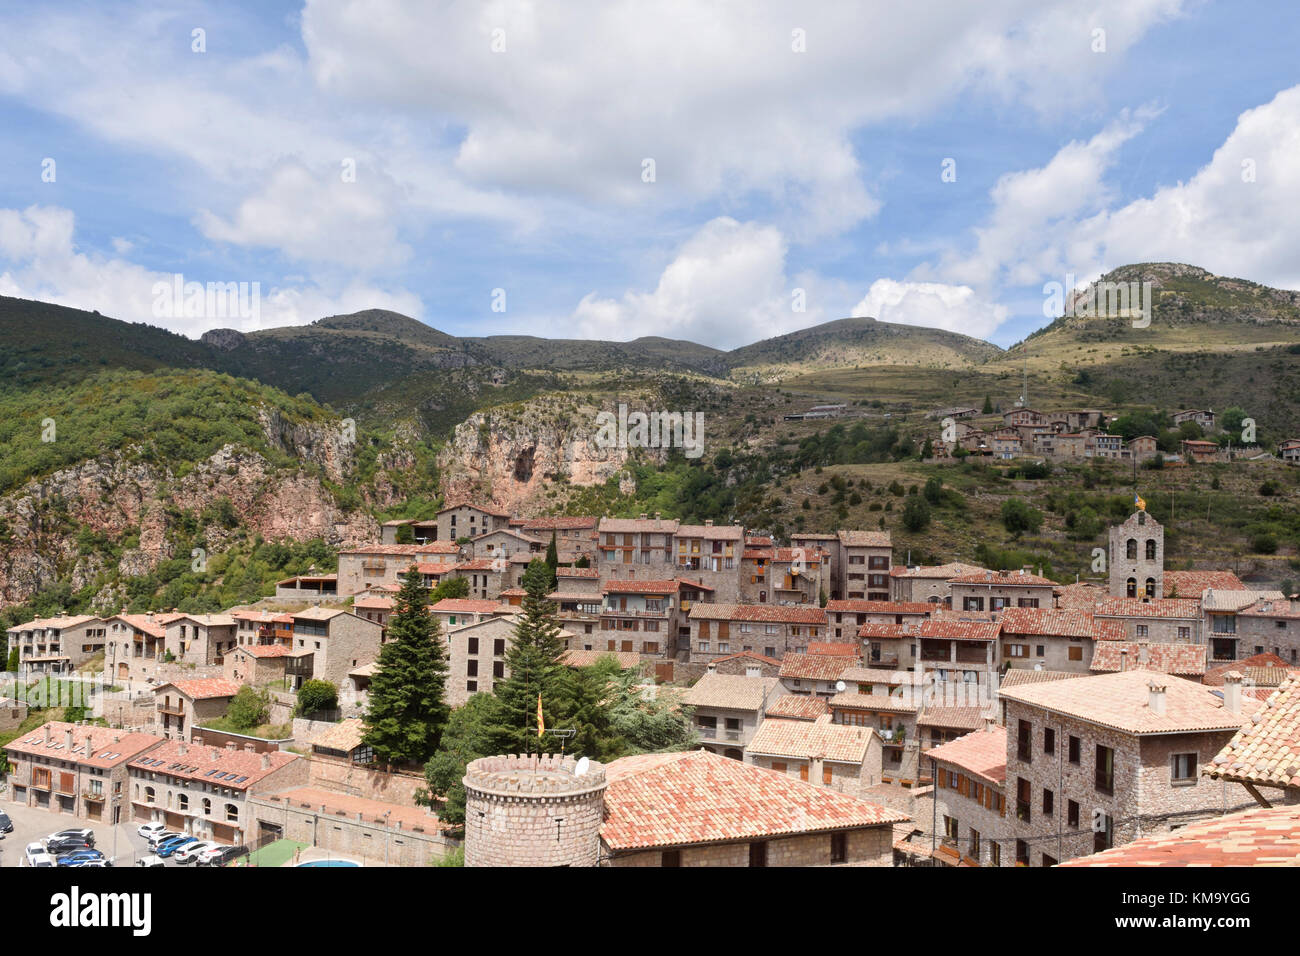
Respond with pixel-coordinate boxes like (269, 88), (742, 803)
(537, 693), (545, 737)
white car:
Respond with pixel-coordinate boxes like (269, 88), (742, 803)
(25, 842), (55, 867)
(135, 854), (165, 868)
(138, 822), (168, 841)
(147, 830), (183, 848)
(173, 840), (219, 864)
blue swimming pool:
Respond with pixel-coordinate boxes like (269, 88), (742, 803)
(296, 860), (360, 867)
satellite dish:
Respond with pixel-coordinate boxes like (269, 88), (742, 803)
(835, 680), (846, 693)
(574, 757), (590, 778)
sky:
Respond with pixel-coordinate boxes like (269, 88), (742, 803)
(0, 0), (1298, 350)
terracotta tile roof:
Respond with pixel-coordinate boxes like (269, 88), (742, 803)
(1163, 570), (1245, 598)
(560, 649), (641, 669)
(889, 563), (985, 580)
(917, 706), (992, 731)
(159, 678), (242, 700)
(948, 569), (1057, 587)
(918, 620), (1001, 642)
(234, 644), (292, 659)
(1237, 598), (1300, 620)
(998, 670), (1257, 735)
(598, 517), (681, 533)
(1204, 654), (1291, 686)
(128, 739), (300, 790)
(231, 610), (294, 623)
(837, 531), (892, 548)
(690, 603), (827, 624)
(1059, 804), (1300, 867)
(826, 600), (933, 615)
(109, 614), (166, 638)
(600, 749), (908, 851)
(1094, 598), (1202, 619)
(431, 598), (511, 614)
(808, 642), (861, 657)
(684, 673), (778, 711)
(1090, 642), (1207, 676)
(292, 606), (349, 622)
(742, 549), (774, 560)
(676, 524), (745, 540)
(438, 499), (511, 517)
(747, 715), (875, 764)
(6, 721), (163, 769)
(520, 516), (598, 531)
(308, 718), (367, 753)
(1206, 676), (1300, 789)
(260, 786), (450, 831)
(601, 579), (681, 594)
(1053, 582), (1108, 610)
(352, 596), (394, 610)
(998, 669), (1084, 689)
(997, 607), (1104, 639)
(556, 567), (600, 579)
(6, 614), (99, 631)
(470, 528), (542, 545)
(1200, 588), (1285, 612)
(840, 667), (930, 686)
(339, 544), (454, 556)
(765, 695), (830, 720)
(745, 535), (773, 547)
(828, 692), (919, 714)
(779, 654), (858, 681)
(855, 622), (920, 639)
(925, 726), (1007, 784)
(708, 650), (782, 667)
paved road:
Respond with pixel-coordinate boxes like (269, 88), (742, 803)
(0, 798), (166, 868)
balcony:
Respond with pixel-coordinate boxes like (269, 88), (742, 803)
(698, 726), (717, 739)
(157, 703), (186, 717)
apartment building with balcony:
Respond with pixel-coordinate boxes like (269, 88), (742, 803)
(6, 721), (164, 824)
(998, 670), (1257, 867)
(231, 610), (295, 649)
(336, 542), (462, 595)
(1200, 589), (1288, 662)
(672, 521), (745, 602)
(128, 739), (307, 845)
(6, 614), (106, 678)
(923, 725), (1009, 867)
(549, 567), (605, 645)
(688, 604), (828, 664)
(284, 607), (384, 690)
(152, 678), (242, 741)
(597, 579), (687, 658)
(826, 599), (934, 641)
(915, 620), (1002, 692)
(827, 691), (921, 784)
(597, 514), (680, 583)
(682, 672), (784, 760)
(837, 531), (892, 601)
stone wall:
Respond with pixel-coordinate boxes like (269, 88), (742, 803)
(248, 794), (455, 866)
(608, 826), (893, 867)
(307, 756), (427, 805)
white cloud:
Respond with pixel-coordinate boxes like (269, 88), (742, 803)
(0, 205), (421, 336)
(851, 279), (1008, 339)
(570, 217), (813, 348)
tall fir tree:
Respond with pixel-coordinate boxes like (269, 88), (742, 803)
(545, 532), (559, 589)
(490, 558), (569, 754)
(363, 566), (450, 766)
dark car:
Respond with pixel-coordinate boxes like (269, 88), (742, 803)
(0, 811), (13, 834)
(197, 844), (249, 867)
(45, 838), (93, 855)
(48, 828), (95, 847)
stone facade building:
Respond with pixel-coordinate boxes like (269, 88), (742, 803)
(949, 569), (1056, 611)
(284, 607), (384, 690)
(6, 615), (106, 678)
(837, 531), (892, 601)
(923, 725), (1009, 867)
(1108, 510), (1164, 599)
(746, 715), (882, 796)
(684, 673), (784, 760)
(153, 678), (241, 741)
(597, 515), (680, 583)
(687, 603), (828, 663)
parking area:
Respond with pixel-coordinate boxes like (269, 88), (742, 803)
(0, 799), (167, 868)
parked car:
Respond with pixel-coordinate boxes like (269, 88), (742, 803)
(56, 850), (105, 867)
(25, 842), (56, 867)
(138, 822), (168, 841)
(47, 828), (95, 846)
(197, 844), (248, 867)
(155, 836), (197, 858)
(69, 859), (112, 868)
(0, 810), (13, 834)
(135, 854), (165, 868)
(45, 838), (93, 855)
(173, 840), (220, 864)
(147, 830), (183, 848)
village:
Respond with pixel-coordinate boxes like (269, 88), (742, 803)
(5, 498), (1300, 868)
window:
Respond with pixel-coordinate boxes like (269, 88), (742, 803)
(1043, 728), (1055, 756)
(991, 842), (1001, 867)
(1096, 744), (1114, 794)
(943, 816), (959, 842)
(1094, 813), (1113, 853)
(830, 832), (847, 864)
(1017, 720), (1032, 762)
(1067, 799), (1079, 828)
(1007, 643), (1028, 658)
(1068, 735), (1080, 764)
(225, 803), (239, 822)
(466, 680), (477, 693)
(1136, 624), (1148, 639)
(1035, 645), (1045, 657)
(1042, 789), (1054, 817)
(1016, 777), (1031, 823)
(1068, 645), (1083, 661)
(1126, 539), (1137, 560)
(466, 660), (478, 677)
(1146, 539), (1157, 561)
(661, 850), (681, 867)
(749, 841), (767, 867)
(1177, 627), (1190, 641)
(1171, 753), (1197, 785)
(771, 762), (787, 774)
(494, 639), (505, 656)
(467, 637), (479, 654)
(1016, 840), (1029, 866)
(493, 661), (504, 679)
(969, 828), (981, 858)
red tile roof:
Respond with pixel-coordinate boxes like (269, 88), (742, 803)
(948, 569), (1057, 587)
(690, 603), (827, 624)
(128, 739), (300, 790)
(6, 722), (163, 769)
(855, 622), (920, 640)
(997, 607), (1105, 639)
(765, 695), (830, 720)
(1206, 676), (1300, 790)
(556, 566), (600, 579)
(837, 531), (892, 548)
(925, 726), (1007, 784)
(828, 691), (919, 714)
(234, 644), (292, 659)
(807, 642), (861, 657)
(708, 650), (782, 667)
(826, 600), (934, 616)
(1163, 570), (1245, 598)
(159, 678), (242, 700)
(747, 715), (875, 764)
(916, 706), (992, 731)
(520, 516), (598, 531)
(918, 620), (1002, 642)
(601, 579), (681, 594)
(779, 654), (858, 681)
(889, 562), (986, 580)
(1058, 804), (1300, 867)
(1204, 654), (1290, 686)
(1095, 598), (1202, 619)
(432, 598), (511, 614)
(600, 749), (908, 851)
(1089, 642), (1207, 677)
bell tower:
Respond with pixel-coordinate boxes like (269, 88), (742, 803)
(1108, 510), (1163, 599)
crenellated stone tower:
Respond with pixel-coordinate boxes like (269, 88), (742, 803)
(463, 753), (608, 867)
(1108, 510), (1164, 599)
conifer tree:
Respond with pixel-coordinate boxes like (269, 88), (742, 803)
(490, 559), (569, 754)
(363, 566), (450, 766)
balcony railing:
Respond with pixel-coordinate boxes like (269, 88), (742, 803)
(698, 726), (717, 739)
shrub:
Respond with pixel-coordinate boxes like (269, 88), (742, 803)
(295, 679), (338, 717)
(1001, 499), (1043, 536)
(901, 497), (931, 532)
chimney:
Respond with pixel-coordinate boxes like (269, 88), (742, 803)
(1223, 672), (1243, 714)
(244, 742), (256, 753)
(43, 724), (51, 745)
(260, 753), (271, 770)
(64, 729), (74, 751)
(226, 741), (237, 750)
(639, 513), (648, 521)
(1147, 680), (1167, 716)
(210, 747), (221, 760)
(84, 735), (94, 760)
(810, 753), (825, 785)
(1119, 648), (1129, 672)
(177, 742), (187, 756)
(704, 519), (714, 527)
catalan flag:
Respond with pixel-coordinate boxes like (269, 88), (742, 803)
(537, 693), (545, 737)
(1134, 493), (1146, 512)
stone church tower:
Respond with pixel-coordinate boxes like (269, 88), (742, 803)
(1108, 510), (1164, 599)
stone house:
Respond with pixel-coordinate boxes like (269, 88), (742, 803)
(6, 615), (106, 678)
(1201, 589), (1288, 662)
(1279, 438), (1300, 463)
(949, 569), (1056, 611)
(683, 672), (784, 760)
(468, 527), (543, 563)
(827, 691), (921, 784)
(688, 604), (828, 663)
(6, 721), (164, 824)
(163, 613), (238, 667)
(746, 714), (882, 795)
(281, 607), (384, 691)
(998, 670), (1257, 866)
(672, 521), (745, 602)
(154, 678), (242, 741)
(1094, 598), (1202, 647)
(778, 653), (859, 699)
(598, 578), (689, 658)
(837, 530), (892, 601)
(273, 574), (339, 602)
(223, 644), (292, 687)
(101, 614), (168, 682)
(127, 739), (307, 845)
(1127, 435), (1159, 461)
(915, 619), (1002, 694)
(706, 650), (782, 678)
(599, 750), (908, 867)
(436, 500), (512, 543)
(888, 562), (986, 604)
(430, 598), (512, 632)
(445, 615), (518, 707)
(923, 725), (1009, 866)
(1234, 597), (1300, 664)
(826, 599), (934, 641)
(519, 516), (599, 562)
(997, 607), (1123, 674)
(1180, 438), (1220, 463)
(1173, 409), (1216, 430)
(1088, 641), (1207, 680)
(789, 533), (839, 595)
(597, 514), (680, 583)
(336, 543), (462, 596)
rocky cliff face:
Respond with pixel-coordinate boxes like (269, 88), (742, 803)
(0, 411), (404, 608)
(436, 393), (663, 512)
